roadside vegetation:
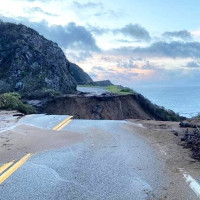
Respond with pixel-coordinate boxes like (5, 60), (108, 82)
(78, 85), (134, 95)
(26, 88), (61, 99)
(106, 85), (134, 95)
(0, 92), (36, 114)
(136, 93), (184, 121)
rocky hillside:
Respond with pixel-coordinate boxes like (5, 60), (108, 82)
(93, 80), (113, 87)
(0, 22), (185, 122)
(69, 62), (93, 85)
(0, 22), (76, 95)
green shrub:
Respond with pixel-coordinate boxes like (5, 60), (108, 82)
(120, 87), (134, 93)
(26, 88), (61, 99)
(136, 93), (184, 121)
(0, 92), (36, 114)
(106, 85), (134, 95)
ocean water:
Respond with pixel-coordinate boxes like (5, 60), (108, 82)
(134, 86), (200, 118)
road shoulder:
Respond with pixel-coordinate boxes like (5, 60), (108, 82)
(127, 119), (200, 197)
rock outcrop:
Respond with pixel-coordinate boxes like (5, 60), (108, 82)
(93, 80), (113, 87)
(0, 22), (76, 95)
(69, 62), (93, 85)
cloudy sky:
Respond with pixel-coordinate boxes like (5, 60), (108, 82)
(1, 0), (200, 87)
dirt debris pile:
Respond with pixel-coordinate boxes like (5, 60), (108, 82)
(180, 120), (200, 161)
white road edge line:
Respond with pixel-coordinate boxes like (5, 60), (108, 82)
(179, 168), (200, 198)
(157, 144), (167, 156)
(160, 149), (167, 155)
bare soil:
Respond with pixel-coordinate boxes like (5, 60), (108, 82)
(0, 110), (23, 133)
(127, 119), (200, 181)
(0, 111), (83, 163)
(38, 93), (181, 121)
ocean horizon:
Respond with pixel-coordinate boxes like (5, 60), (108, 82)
(133, 86), (200, 118)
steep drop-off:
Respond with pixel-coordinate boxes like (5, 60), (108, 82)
(39, 94), (182, 121)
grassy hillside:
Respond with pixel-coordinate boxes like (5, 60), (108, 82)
(106, 86), (134, 95)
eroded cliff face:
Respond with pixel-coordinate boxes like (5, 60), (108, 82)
(39, 94), (182, 121)
(0, 22), (76, 94)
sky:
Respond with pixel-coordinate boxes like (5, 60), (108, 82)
(1, 0), (200, 87)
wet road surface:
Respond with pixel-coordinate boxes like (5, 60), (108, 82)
(0, 115), (199, 200)
(77, 86), (109, 95)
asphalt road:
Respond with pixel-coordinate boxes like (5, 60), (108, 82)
(0, 115), (199, 200)
(77, 86), (109, 95)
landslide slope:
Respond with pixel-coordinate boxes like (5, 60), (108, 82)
(40, 93), (183, 121)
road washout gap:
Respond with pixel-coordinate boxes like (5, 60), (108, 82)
(35, 93), (183, 121)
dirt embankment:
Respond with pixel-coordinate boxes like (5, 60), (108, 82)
(180, 118), (200, 160)
(38, 93), (182, 121)
(0, 110), (23, 132)
(127, 120), (200, 180)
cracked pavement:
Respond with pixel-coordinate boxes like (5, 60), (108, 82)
(0, 115), (199, 199)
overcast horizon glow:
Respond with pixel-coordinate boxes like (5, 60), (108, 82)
(1, 0), (200, 87)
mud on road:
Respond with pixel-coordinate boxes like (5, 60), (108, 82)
(0, 111), (199, 199)
(127, 119), (200, 183)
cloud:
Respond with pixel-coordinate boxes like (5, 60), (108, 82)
(0, 17), (100, 54)
(88, 23), (151, 41)
(134, 41), (200, 58)
(24, 0), (50, 1)
(0, 16), (101, 62)
(116, 58), (156, 70)
(66, 50), (93, 62)
(25, 7), (57, 16)
(114, 24), (151, 42)
(92, 66), (105, 71)
(73, 1), (103, 9)
(117, 58), (137, 69)
(101, 56), (116, 63)
(94, 9), (122, 18)
(116, 39), (132, 43)
(141, 61), (156, 69)
(90, 66), (139, 83)
(111, 41), (200, 58)
(163, 30), (192, 41)
(184, 61), (200, 68)
(87, 25), (109, 35)
(150, 67), (200, 86)
(61, 22), (100, 51)
(72, 1), (122, 20)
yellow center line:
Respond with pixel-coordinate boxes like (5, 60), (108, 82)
(0, 153), (32, 184)
(56, 119), (72, 131)
(0, 161), (15, 174)
(52, 116), (73, 131)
